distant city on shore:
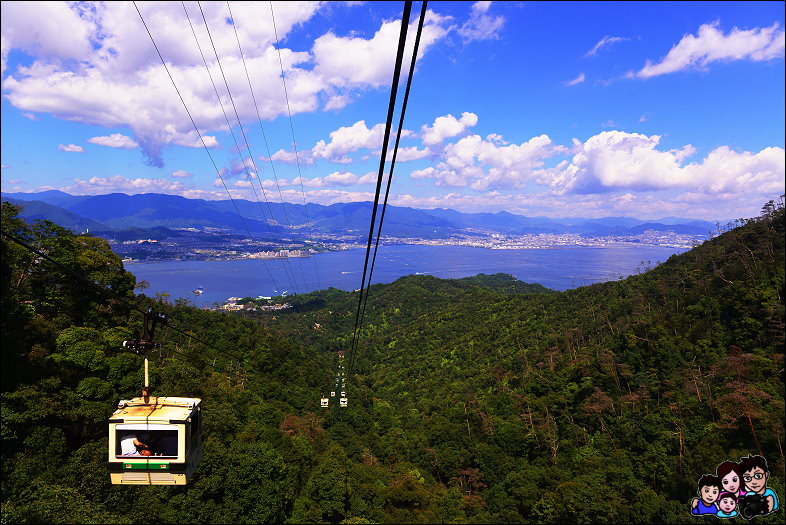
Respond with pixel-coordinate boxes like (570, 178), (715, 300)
(3, 190), (716, 262)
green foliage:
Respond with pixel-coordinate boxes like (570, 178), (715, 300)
(1, 198), (784, 523)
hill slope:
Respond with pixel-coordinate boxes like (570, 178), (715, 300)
(0, 197), (783, 524)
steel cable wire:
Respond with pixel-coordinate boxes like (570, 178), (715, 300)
(347, 1), (413, 378)
(133, 1), (281, 294)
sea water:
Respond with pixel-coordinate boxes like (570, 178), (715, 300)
(125, 244), (688, 306)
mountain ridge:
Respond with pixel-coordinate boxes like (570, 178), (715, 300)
(2, 190), (719, 238)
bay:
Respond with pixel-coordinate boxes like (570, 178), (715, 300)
(125, 244), (689, 307)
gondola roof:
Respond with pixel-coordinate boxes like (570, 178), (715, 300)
(110, 396), (201, 422)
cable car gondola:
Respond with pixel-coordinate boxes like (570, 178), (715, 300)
(108, 310), (203, 485)
(108, 396), (203, 485)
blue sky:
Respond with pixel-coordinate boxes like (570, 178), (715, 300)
(1, 1), (784, 220)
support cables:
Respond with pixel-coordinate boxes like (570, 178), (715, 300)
(269, 1), (322, 290)
(347, 0), (413, 378)
(133, 1), (281, 295)
(182, 1), (300, 295)
(355, 1), (428, 373)
(226, 0), (309, 295)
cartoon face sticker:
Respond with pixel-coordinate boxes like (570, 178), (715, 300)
(721, 471), (741, 494)
(718, 494), (737, 514)
(701, 484), (720, 505)
(742, 467), (768, 493)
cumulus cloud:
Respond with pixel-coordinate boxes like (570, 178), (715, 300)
(584, 35), (628, 57)
(313, 120), (386, 163)
(421, 112), (478, 145)
(458, 2), (505, 43)
(409, 133), (566, 190)
(292, 170), (376, 188)
(388, 146), (431, 162)
(1, 2), (454, 167)
(312, 9), (449, 88)
(87, 133), (139, 149)
(262, 148), (311, 165)
(61, 174), (201, 195)
(307, 120), (415, 163)
(171, 169), (193, 178)
(540, 130), (785, 196)
(217, 157), (262, 183)
(630, 20), (785, 78)
(58, 143), (84, 152)
(565, 72), (585, 86)
(0, 1), (94, 72)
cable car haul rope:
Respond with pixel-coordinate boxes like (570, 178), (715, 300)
(4, 0), (427, 485)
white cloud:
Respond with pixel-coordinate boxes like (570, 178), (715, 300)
(218, 157), (260, 180)
(264, 148), (314, 165)
(0, 1), (94, 73)
(542, 130), (785, 195)
(87, 133), (139, 149)
(291, 170), (376, 188)
(458, 2), (505, 43)
(310, 120), (415, 163)
(312, 9), (449, 88)
(58, 143), (84, 152)
(410, 167), (437, 179)
(409, 133), (565, 190)
(389, 146), (431, 162)
(584, 35), (628, 57)
(630, 20), (785, 78)
(171, 169), (193, 178)
(421, 112), (478, 145)
(565, 72), (585, 86)
(61, 174), (200, 195)
(1, 2), (453, 167)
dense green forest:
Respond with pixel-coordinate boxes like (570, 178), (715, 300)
(1, 197), (784, 524)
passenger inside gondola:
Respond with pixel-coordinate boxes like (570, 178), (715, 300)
(119, 432), (152, 456)
(117, 430), (178, 457)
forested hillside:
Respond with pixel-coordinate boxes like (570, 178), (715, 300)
(1, 198), (783, 524)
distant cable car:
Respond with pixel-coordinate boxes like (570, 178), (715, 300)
(339, 397), (348, 407)
(320, 397), (329, 408)
(108, 396), (203, 485)
(330, 391), (336, 397)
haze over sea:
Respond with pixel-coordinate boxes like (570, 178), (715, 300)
(126, 244), (687, 306)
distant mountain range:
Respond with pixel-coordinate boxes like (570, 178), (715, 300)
(2, 190), (719, 239)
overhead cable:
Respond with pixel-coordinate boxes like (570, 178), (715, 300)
(133, 1), (282, 294)
(182, 1), (300, 294)
(357, 0), (428, 362)
(225, 0), (310, 293)
(269, 1), (323, 290)
(348, 0), (413, 377)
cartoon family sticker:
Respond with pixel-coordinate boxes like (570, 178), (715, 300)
(691, 455), (780, 519)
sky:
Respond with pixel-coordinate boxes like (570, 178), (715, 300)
(1, 1), (784, 220)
